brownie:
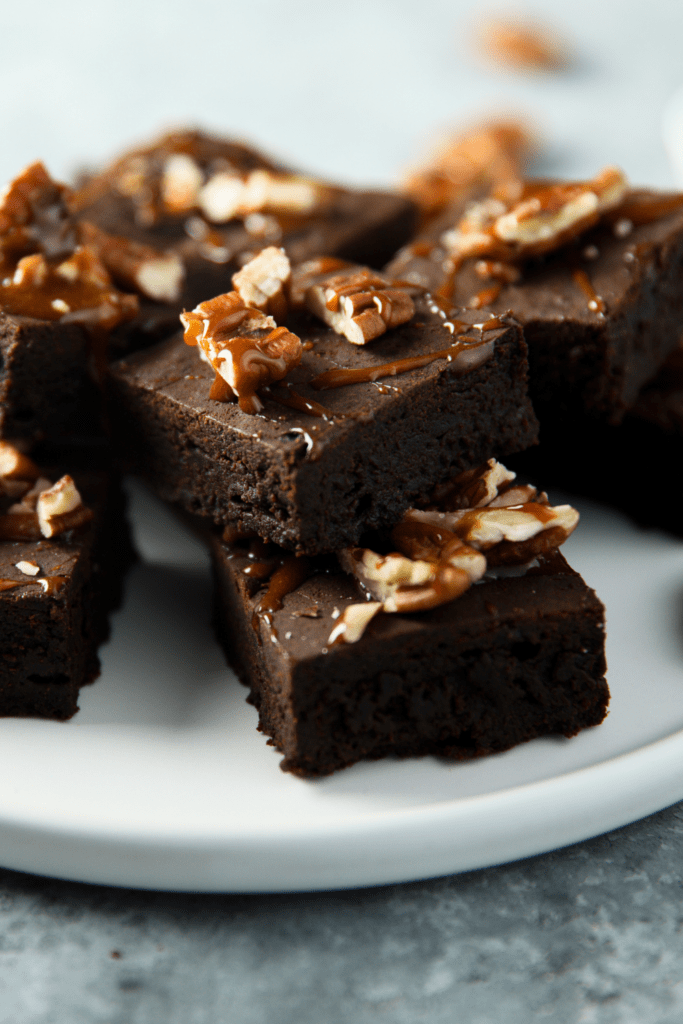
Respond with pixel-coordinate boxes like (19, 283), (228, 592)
(0, 467), (134, 719)
(0, 162), (142, 447)
(387, 188), (683, 424)
(107, 297), (539, 554)
(0, 313), (92, 446)
(209, 532), (608, 778)
(512, 344), (683, 536)
(72, 130), (417, 352)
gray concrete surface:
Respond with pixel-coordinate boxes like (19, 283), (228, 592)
(2, 803), (683, 1023)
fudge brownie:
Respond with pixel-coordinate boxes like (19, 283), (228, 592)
(71, 129), (417, 351)
(0, 445), (134, 718)
(107, 287), (538, 554)
(387, 175), (683, 424)
(207, 467), (607, 777)
(512, 344), (683, 536)
(0, 161), (169, 446)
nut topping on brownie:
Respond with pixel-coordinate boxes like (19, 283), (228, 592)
(442, 167), (628, 266)
(304, 265), (416, 345)
(77, 222), (184, 303)
(181, 290), (302, 413)
(402, 118), (533, 221)
(0, 443), (92, 541)
(330, 459), (579, 644)
(232, 245), (291, 320)
(0, 161), (185, 328)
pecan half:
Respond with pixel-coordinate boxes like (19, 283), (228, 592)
(442, 167), (628, 265)
(180, 291), (302, 413)
(305, 266), (415, 344)
(402, 119), (534, 219)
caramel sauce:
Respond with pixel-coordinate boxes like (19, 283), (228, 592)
(309, 334), (495, 391)
(243, 561), (274, 580)
(0, 574), (66, 595)
(391, 518), (460, 563)
(266, 385), (332, 419)
(0, 579), (22, 592)
(469, 283), (502, 309)
(40, 575), (67, 595)
(252, 555), (310, 632)
(571, 268), (606, 314)
(612, 192), (683, 226)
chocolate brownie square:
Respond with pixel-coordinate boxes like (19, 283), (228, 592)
(0, 449), (134, 718)
(107, 293), (538, 554)
(209, 534), (608, 778)
(387, 178), (683, 424)
(72, 129), (417, 352)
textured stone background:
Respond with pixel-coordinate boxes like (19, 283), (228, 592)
(2, 803), (683, 1023)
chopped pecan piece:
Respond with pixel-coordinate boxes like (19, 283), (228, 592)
(0, 163), (139, 331)
(305, 265), (416, 345)
(475, 18), (570, 73)
(402, 119), (534, 220)
(328, 601), (383, 646)
(36, 475), (92, 538)
(404, 502), (578, 566)
(199, 169), (332, 224)
(332, 459), (580, 643)
(232, 246), (290, 320)
(0, 460), (92, 541)
(78, 221), (184, 302)
(180, 291), (302, 414)
(442, 168), (628, 265)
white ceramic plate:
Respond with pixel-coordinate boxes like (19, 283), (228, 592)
(1, 482), (683, 892)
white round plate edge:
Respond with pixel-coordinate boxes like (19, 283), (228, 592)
(0, 727), (681, 892)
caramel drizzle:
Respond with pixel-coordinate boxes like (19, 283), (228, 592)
(251, 555), (310, 632)
(41, 575), (67, 594)
(266, 384), (333, 419)
(469, 283), (502, 309)
(243, 561), (275, 580)
(0, 574), (67, 594)
(309, 330), (498, 391)
(611, 192), (683, 226)
(0, 579), (22, 592)
(571, 268), (606, 314)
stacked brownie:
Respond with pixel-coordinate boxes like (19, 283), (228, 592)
(387, 159), (683, 537)
(91, 126), (615, 777)
(0, 126), (623, 776)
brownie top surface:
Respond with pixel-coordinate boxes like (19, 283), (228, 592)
(388, 190), (683, 327)
(0, 472), (104, 604)
(109, 296), (519, 460)
(213, 534), (603, 666)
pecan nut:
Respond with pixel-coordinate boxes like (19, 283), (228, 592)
(180, 291), (302, 413)
(305, 265), (415, 344)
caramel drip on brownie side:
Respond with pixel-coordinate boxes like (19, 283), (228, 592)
(309, 333), (496, 391)
(243, 561), (275, 580)
(571, 268), (606, 314)
(40, 575), (67, 595)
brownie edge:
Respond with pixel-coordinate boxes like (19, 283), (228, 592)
(209, 531), (609, 778)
